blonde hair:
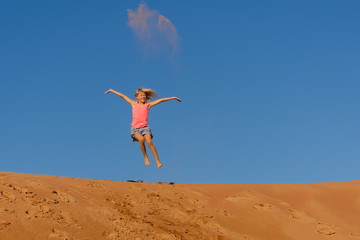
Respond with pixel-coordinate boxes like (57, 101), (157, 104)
(135, 88), (158, 102)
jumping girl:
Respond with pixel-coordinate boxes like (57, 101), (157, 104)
(104, 88), (181, 168)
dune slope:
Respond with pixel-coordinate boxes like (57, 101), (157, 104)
(0, 172), (359, 240)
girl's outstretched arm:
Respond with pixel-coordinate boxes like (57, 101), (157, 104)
(148, 97), (181, 108)
(104, 89), (135, 106)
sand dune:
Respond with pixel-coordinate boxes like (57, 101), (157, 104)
(0, 172), (359, 240)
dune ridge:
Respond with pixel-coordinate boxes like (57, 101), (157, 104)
(0, 172), (359, 240)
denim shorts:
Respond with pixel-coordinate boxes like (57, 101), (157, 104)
(130, 126), (153, 142)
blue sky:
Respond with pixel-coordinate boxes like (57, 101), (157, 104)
(1, 1), (359, 183)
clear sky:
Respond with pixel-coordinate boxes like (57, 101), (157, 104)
(1, 0), (359, 184)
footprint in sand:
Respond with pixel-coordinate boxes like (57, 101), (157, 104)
(226, 191), (256, 202)
(87, 181), (104, 189)
(317, 222), (336, 235)
(226, 192), (277, 212)
(0, 220), (11, 231)
(25, 209), (41, 219)
(52, 211), (81, 229)
(104, 231), (121, 240)
(1, 183), (46, 206)
(24, 205), (55, 219)
(24, 193), (47, 206)
(216, 209), (233, 216)
(253, 203), (274, 210)
(5, 183), (26, 195)
(347, 233), (360, 239)
(288, 209), (314, 222)
(0, 208), (15, 214)
(0, 191), (17, 203)
(49, 228), (72, 240)
(40, 205), (54, 214)
(51, 191), (76, 203)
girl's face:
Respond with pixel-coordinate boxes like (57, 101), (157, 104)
(136, 92), (147, 103)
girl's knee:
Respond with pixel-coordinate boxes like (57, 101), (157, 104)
(145, 138), (153, 146)
(138, 136), (145, 144)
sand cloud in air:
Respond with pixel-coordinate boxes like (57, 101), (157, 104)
(127, 1), (179, 55)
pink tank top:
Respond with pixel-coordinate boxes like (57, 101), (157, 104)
(131, 102), (149, 128)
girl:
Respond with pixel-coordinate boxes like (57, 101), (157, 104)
(104, 88), (181, 168)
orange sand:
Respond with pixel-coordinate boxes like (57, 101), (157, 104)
(0, 172), (359, 240)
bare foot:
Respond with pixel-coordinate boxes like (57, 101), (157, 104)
(145, 156), (150, 166)
(156, 161), (163, 168)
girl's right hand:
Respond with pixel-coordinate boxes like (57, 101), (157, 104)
(104, 89), (113, 94)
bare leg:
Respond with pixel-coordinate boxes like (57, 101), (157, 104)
(144, 134), (162, 168)
(134, 132), (150, 166)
